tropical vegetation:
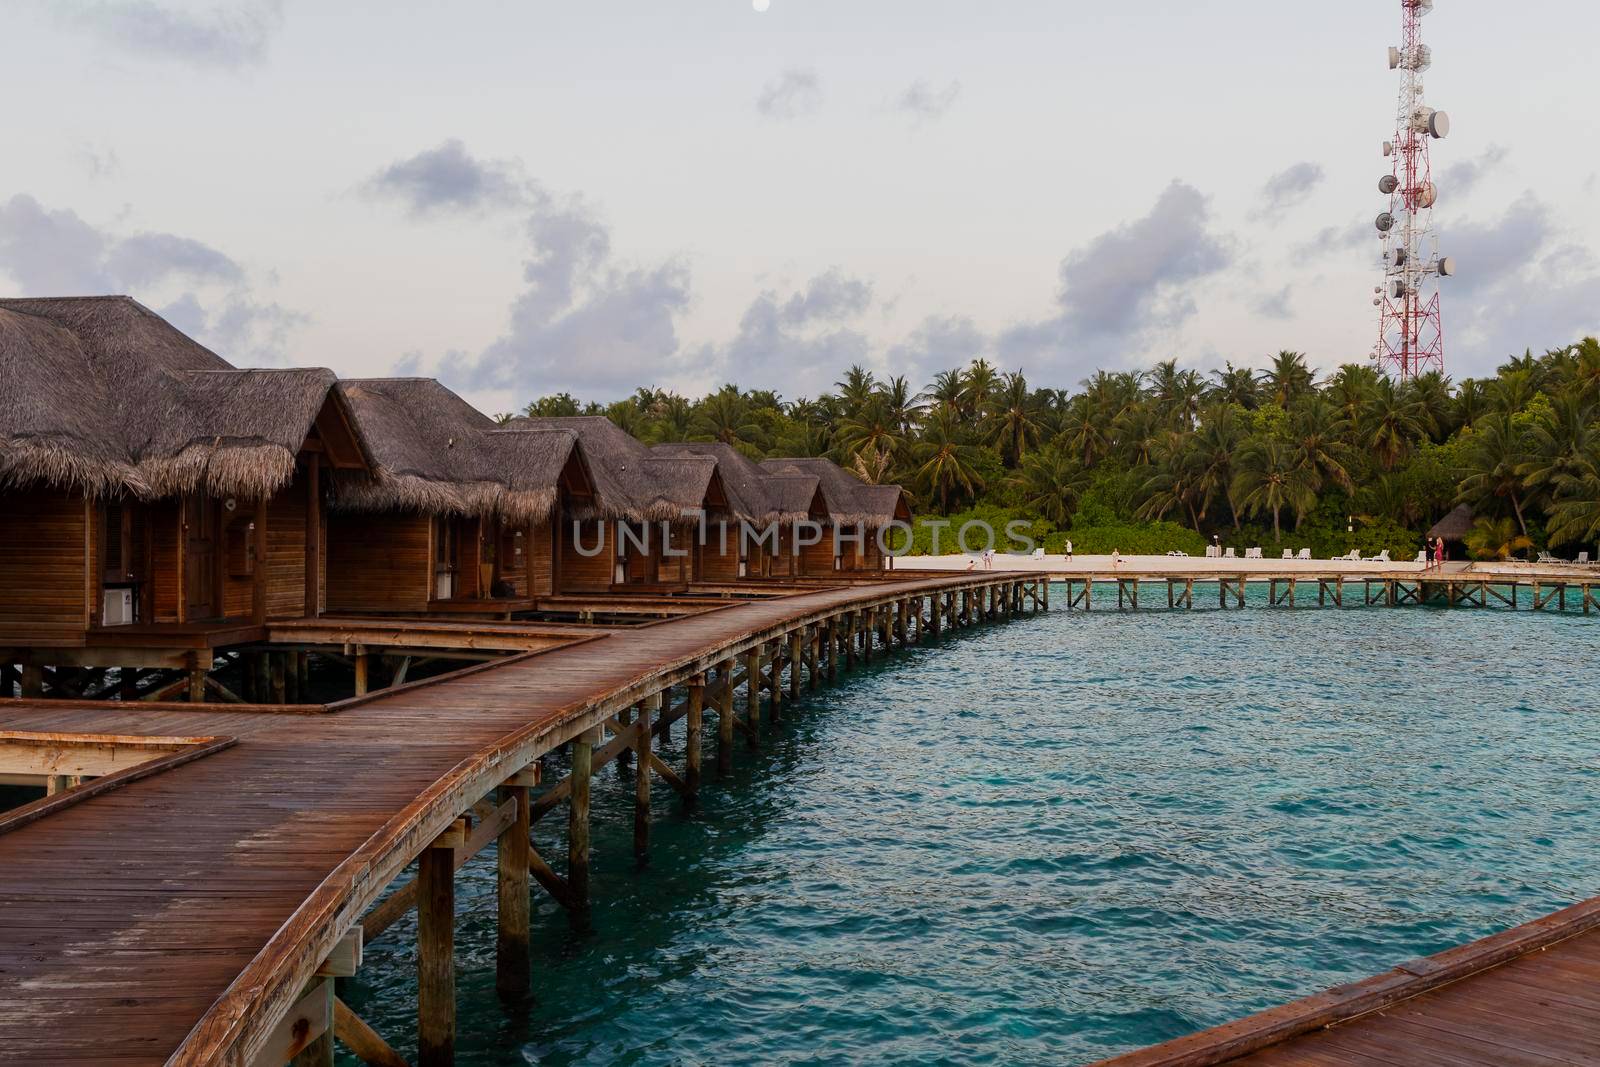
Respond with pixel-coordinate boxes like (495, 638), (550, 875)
(509, 341), (1600, 559)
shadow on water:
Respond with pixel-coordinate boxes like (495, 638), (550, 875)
(337, 596), (1600, 1066)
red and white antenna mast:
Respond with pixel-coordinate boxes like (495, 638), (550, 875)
(1373, 0), (1454, 380)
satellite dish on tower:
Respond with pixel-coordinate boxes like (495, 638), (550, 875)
(1379, 175), (1399, 194)
(1388, 46), (1402, 70)
(1417, 182), (1438, 208)
(1376, 212), (1396, 232)
(1383, 141), (1394, 157)
(1438, 257), (1456, 277)
(1428, 111), (1450, 138)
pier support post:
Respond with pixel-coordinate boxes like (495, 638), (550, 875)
(686, 676), (704, 801)
(789, 631), (803, 701)
(20, 663), (42, 698)
(745, 647), (762, 745)
(769, 641), (783, 722)
(496, 777), (531, 1002)
(418, 838), (456, 1067)
(717, 657), (735, 774)
(353, 651), (369, 697)
(825, 622), (838, 683)
(568, 728), (597, 923)
(635, 693), (657, 860)
(862, 609), (874, 662)
(845, 613), (857, 670)
(271, 653), (287, 703)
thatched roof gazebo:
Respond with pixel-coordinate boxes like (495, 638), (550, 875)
(1428, 503), (1475, 542)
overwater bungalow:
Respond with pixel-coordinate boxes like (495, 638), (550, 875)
(760, 457), (913, 572)
(0, 296), (371, 694)
(504, 416), (730, 592)
(653, 441), (828, 581)
(326, 379), (595, 616)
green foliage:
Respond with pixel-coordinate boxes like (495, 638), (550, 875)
(511, 338), (1600, 555)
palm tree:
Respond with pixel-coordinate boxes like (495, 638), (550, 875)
(1407, 370), (1456, 441)
(1059, 394), (1108, 468)
(1012, 444), (1087, 525)
(834, 365), (878, 418)
(1137, 431), (1208, 530)
(1231, 437), (1318, 539)
(1287, 395), (1354, 494)
(1453, 378), (1487, 430)
(1464, 516), (1533, 561)
(920, 368), (966, 415)
(962, 359), (1000, 419)
(835, 395), (905, 473)
(691, 386), (767, 451)
(880, 375), (926, 437)
(1193, 403), (1244, 527)
(982, 371), (1044, 467)
(1548, 442), (1600, 550)
(913, 409), (984, 512)
(1361, 377), (1426, 471)
(1263, 350), (1315, 407)
(644, 394), (694, 443)
(1520, 392), (1597, 510)
(1457, 412), (1531, 534)
(1208, 363), (1261, 410)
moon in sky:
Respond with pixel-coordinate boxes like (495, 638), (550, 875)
(753, 0), (770, 11)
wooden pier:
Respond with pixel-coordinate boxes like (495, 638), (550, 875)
(0, 571), (1045, 1066)
(1093, 893), (1600, 1067)
(1052, 567), (1600, 614)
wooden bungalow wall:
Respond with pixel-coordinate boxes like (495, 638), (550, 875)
(559, 520), (614, 593)
(0, 488), (89, 647)
(325, 513), (432, 613)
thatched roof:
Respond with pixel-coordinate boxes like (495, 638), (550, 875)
(332, 379), (587, 525)
(0, 296), (353, 500)
(1428, 503), (1475, 541)
(504, 416), (719, 523)
(650, 441), (824, 525)
(759, 457), (911, 529)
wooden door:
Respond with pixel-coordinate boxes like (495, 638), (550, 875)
(183, 496), (218, 619)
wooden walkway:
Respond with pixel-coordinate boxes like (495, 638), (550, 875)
(1051, 568), (1600, 614)
(0, 571), (1039, 1066)
(1094, 895), (1600, 1067)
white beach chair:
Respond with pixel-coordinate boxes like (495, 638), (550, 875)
(1364, 549), (1391, 563)
(1282, 549), (1292, 560)
(1297, 549), (1311, 560)
(1413, 551), (1426, 564)
(1579, 551), (1591, 565)
(1032, 547), (1045, 560)
(1250, 547), (1263, 559)
(1224, 547), (1235, 559)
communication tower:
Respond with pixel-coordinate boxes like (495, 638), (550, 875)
(1373, 0), (1454, 379)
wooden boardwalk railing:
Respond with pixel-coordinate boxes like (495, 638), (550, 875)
(0, 571), (1044, 1067)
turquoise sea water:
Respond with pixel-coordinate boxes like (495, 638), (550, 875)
(339, 587), (1600, 1065)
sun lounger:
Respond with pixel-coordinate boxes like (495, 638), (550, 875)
(1223, 547), (1235, 559)
(1297, 549), (1311, 560)
(1363, 549), (1391, 563)
(1413, 551), (1426, 563)
(1580, 552), (1592, 565)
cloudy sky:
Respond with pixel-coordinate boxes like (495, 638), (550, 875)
(4, 0), (1599, 412)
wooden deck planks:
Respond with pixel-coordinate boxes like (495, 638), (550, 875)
(0, 573), (1028, 1066)
(1100, 916), (1600, 1067)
